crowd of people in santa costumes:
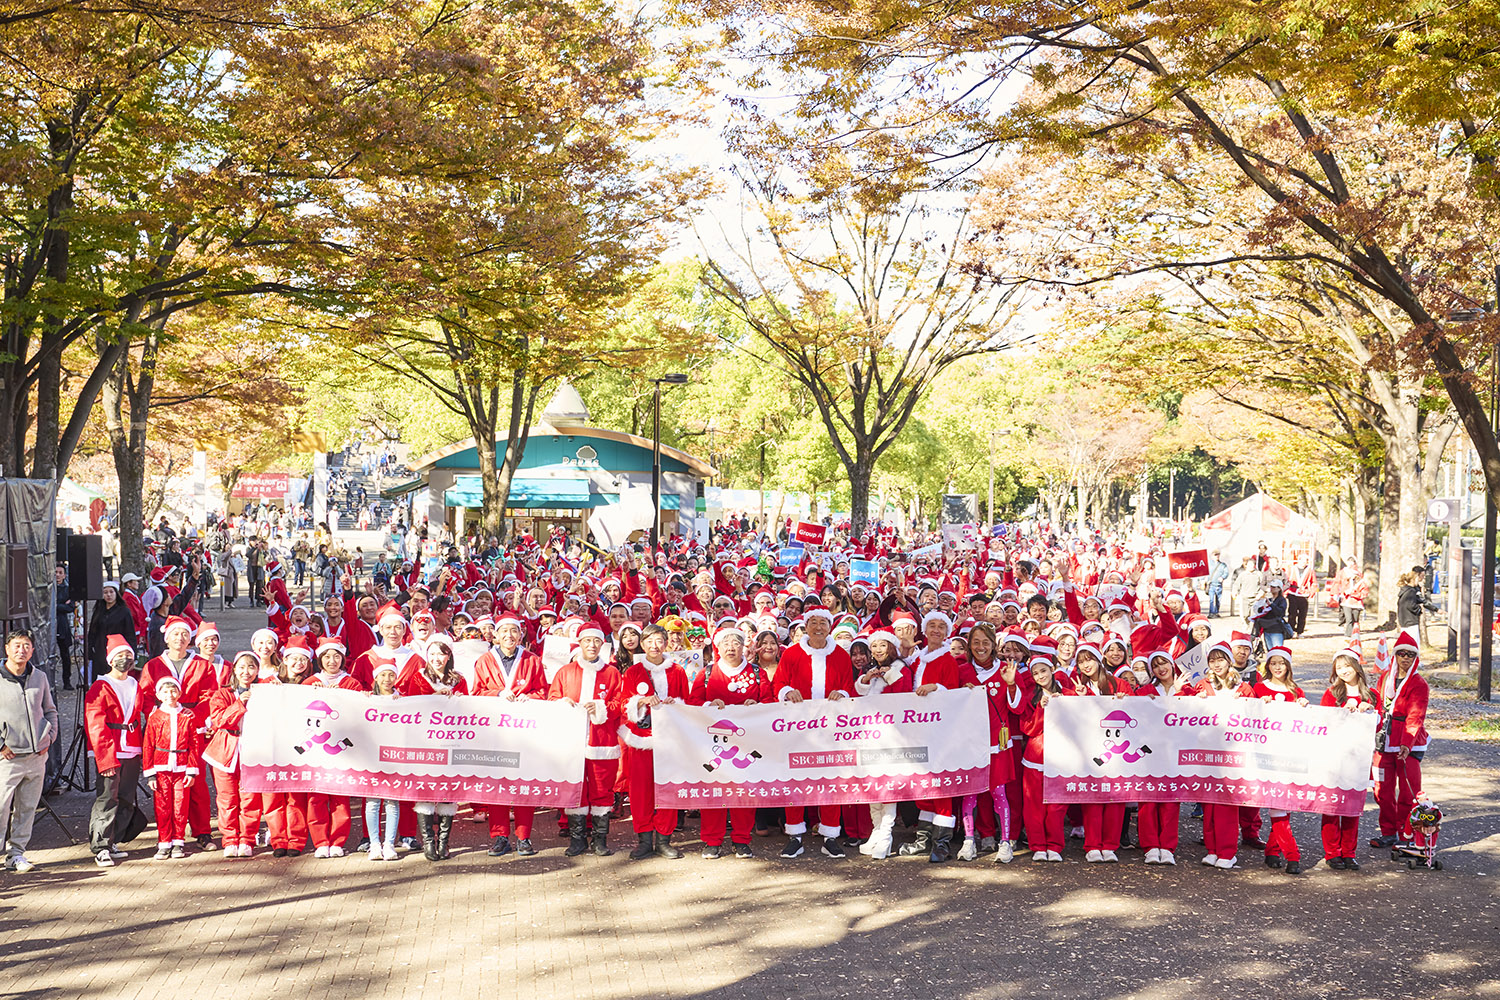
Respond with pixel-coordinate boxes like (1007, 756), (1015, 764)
(63, 520), (1434, 876)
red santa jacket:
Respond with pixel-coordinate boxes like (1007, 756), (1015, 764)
(908, 646), (962, 691)
(203, 687), (250, 772)
(1319, 686), (1382, 713)
(689, 660), (774, 707)
(775, 639), (855, 702)
(548, 657), (624, 760)
(969, 659), (1019, 781)
(393, 663), (461, 697)
(122, 590), (148, 642)
(1251, 681), (1305, 702)
(472, 647), (549, 699)
(141, 705), (204, 777)
(1017, 680), (1074, 769)
(303, 671), (368, 693)
(1074, 669), (1135, 697)
(1374, 666), (1428, 752)
(619, 658), (692, 750)
(139, 652), (219, 727)
(85, 674), (147, 773)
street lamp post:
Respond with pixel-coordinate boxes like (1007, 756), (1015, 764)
(650, 373), (688, 552)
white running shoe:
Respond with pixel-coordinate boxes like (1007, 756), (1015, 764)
(1144, 848), (1159, 864)
(957, 837), (978, 861)
(995, 841), (1014, 864)
(1216, 855), (1239, 869)
(1085, 849), (1104, 863)
(314, 846), (331, 859)
(95, 850), (116, 867)
(1161, 851), (1177, 865)
(1101, 850), (1119, 862)
(368, 846), (383, 861)
(107, 844), (128, 859)
(1201, 853), (1219, 866)
(328, 845), (345, 858)
(1032, 849), (1049, 863)
(382, 844), (398, 861)
(8, 855), (35, 873)
(153, 845), (172, 860)
(1047, 851), (1063, 862)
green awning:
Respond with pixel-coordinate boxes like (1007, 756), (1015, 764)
(445, 474), (593, 509)
(381, 478), (424, 500)
(596, 492), (680, 510)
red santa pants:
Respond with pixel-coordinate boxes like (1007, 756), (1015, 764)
(308, 793), (351, 848)
(916, 798), (956, 828)
(1320, 814), (1359, 859)
(489, 806), (536, 840)
(1265, 813), (1300, 861)
(1021, 767), (1064, 853)
(784, 804), (841, 839)
(1082, 802), (1125, 852)
(153, 771), (192, 844)
(264, 792), (309, 850)
(625, 746), (677, 835)
(1239, 805), (1263, 842)
(1201, 803), (1239, 859)
(566, 756), (619, 816)
(1375, 751), (1422, 838)
(212, 767), (261, 847)
(701, 807), (756, 846)
(841, 803), (872, 840)
(1137, 802), (1180, 852)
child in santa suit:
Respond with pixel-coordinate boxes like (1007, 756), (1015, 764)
(854, 631), (910, 860)
(1251, 645), (1310, 873)
(142, 677), (204, 859)
(472, 614), (550, 858)
(1017, 655), (1072, 861)
(1371, 630), (1428, 849)
(774, 608), (855, 859)
(688, 628), (773, 858)
(548, 626), (623, 858)
(1071, 642), (1133, 862)
(203, 652), (263, 857)
(140, 615), (219, 851)
(620, 624), (692, 861)
(1135, 649), (1191, 864)
(1192, 642), (1252, 869)
(1321, 647), (1380, 869)
(300, 637), (365, 858)
(893, 612), (963, 862)
(398, 635), (465, 860)
(260, 636), (317, 857)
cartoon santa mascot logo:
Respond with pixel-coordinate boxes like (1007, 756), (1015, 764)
(703, 719), (762, 773)
(295, 700), (355, 756)
(1093, 709), (1152, 767)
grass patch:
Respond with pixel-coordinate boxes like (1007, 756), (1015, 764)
(1461, 717), (1500, 740)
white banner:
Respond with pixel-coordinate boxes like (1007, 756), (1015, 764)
(650, 688), (990, 808)
(1042, 696), (1376, 817)
(239, 685), (586, 807)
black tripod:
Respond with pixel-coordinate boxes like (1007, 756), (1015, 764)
(55, 600), (93, 794)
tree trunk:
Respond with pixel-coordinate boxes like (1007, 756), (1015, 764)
(1377, 451), (1402, 627)
(1354, 464), (1380, 578)
(848, 449), (873, 536)
(103, 329), (160, 579)
(475, 414), (503, 540)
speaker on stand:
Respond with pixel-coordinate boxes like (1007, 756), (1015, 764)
(55, 533), (104, 797)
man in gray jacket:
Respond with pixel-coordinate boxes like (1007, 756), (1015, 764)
(0, 630), (59, 872)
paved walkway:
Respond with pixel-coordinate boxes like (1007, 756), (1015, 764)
(11, 608), (1498, 1000)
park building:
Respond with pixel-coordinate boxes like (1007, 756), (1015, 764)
(397, 382), (716, 543)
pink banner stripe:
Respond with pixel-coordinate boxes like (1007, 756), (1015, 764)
(656, 767), (990, 808)
(1042, 773), (1368, 818)
(241, 764), (583, 808)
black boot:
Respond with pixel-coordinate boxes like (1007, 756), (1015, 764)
(437, 815), (452, 859)
(899, 821), (933, 857)
(420, 814), (439, 861)
(591, 817), (613, 857)
(564, 814), (589, 857)
(628, 831), (655, 860)
(654, 832), (683, 859)
(929, 824), (953, 863)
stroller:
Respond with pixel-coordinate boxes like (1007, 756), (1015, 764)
(1391, 799), (1444, 870)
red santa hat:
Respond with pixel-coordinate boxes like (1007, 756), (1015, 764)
(283, 635), (316, 662)
(160, 615), (193, 638)
(1393, 630), (1420, 656)
(1228, 631), (1253, 649)
(803, 608), (835, 624)
(712, 628), (746, 651)
(105, 634), (134, 666)
(1207, 641), (1235, 663)
(920, 611), (951, 633)
(196, 621), (219, 641)
(1264, 645), (1293, 668)
(890, 610), (918, 629)
(377, 603), (406, 628)
(576, 625), (605, 642)
(1075, 641), (1103, 664)
(149, 567), (168, 583)
(154, 676), (182, 698)
(316, 636), (347, 660)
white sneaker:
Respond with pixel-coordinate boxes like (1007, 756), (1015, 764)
(382, 844), (398, 861)
(1085, 849), (1104, 863)
(1032, 849), (1049, 863)
(95, 849), (116, 867)
(107, 844), (128, 859)
(237, 845), (253, 858)
(1144, 848), (1159, 864)
(1201, 853), (1219, 866)
(328, 845), (345, 858)
(8, 855), (35, 873)
(1101, 850), (1119, 863)
(995, 841), (1014, 864)
(957, 837), (978, 861)
(314, 846), (331, 859)
(153, 845), (172, 860)
(1047, 851), (1063, 862)
(1161, 850), (1177, 865)
(368, 846), (383, 861)
(1216, 855), (1239, 869)
(866, 836), (892, 861)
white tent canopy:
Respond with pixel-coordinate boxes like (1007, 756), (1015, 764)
(1199, 493), (1321, 568)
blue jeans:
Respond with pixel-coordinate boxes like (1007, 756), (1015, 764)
(363, 799), (399, 848)
(1208, 585), (1222, 616)
(1262, 631), (1286, 649)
